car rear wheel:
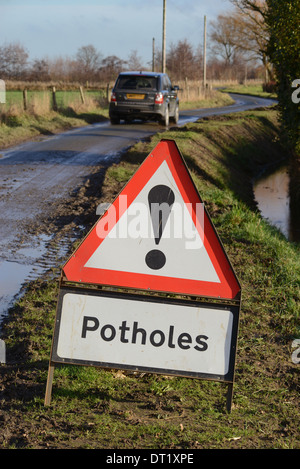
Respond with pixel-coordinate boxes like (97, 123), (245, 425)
(171, 104), (179, 124)
(160, 106), (169, 127)
(110, 117), (120, 125)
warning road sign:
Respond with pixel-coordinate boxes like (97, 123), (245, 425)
(45, 139), (242, 411)
(63, 139), (240, 299)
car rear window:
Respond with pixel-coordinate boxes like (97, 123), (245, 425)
(116, 75), (158, 90)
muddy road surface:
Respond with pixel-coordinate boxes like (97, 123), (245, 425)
(0, 94), (276, 323)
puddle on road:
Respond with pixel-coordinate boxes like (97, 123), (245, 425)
(0, 231), (80, 326)
(0, 233), (53, 323)
(0, 261), (33, 322)
(0, 224), (86, 327)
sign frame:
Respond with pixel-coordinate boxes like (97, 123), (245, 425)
(45, 139), (242, 412)
(45, 284), (240, 411)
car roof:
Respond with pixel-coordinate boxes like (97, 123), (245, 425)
(117, 71), (165, 77)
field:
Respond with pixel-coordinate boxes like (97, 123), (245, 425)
(3, 88), (107, 108)
(0, 107), (299, 449)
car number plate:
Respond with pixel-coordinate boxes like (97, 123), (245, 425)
(126, 94), (145, 100)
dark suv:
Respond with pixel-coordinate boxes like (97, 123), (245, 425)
(109, 71), (179, 126)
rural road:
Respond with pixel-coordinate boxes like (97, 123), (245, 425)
(0, 93), (276, 323)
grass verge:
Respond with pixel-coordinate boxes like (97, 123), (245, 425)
(0, 107), (109, 150)
(0, 107), (299, 449)
(220, 83), (276, 99)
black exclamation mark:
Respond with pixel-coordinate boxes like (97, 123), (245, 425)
(145, 185), (175, 270)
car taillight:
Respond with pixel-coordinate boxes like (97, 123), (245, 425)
(111, 92), (117, 102)
(155, 92), (164, 104)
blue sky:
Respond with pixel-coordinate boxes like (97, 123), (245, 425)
(1, 0), (234, 65)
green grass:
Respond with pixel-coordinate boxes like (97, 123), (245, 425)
(107, 165), (136, 183)
(0, 107), (109, 150)
(220, 83), (276, 99)
(0, 108), (299, 449)
(179, 90), (235, 109)
(0, 88), (109, 149)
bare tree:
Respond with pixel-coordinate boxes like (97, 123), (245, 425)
(47, 56), (74, 81)
(229, 0), (272, 82)
(126, 50), (144, 71)
(209, 15), (242, 66)
(230, 0), (267, 16)
(0, 42), (29, 79)
(75, 45), (103, 81)
(100, 55), (126, 82)
(166, 39), (201, 81)
(29, 58), (50, 81)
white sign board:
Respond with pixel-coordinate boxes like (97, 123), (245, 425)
(51, 288), (239, 382)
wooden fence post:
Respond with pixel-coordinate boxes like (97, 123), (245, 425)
(52, 86), (57, 111)
(79, 86), (85, 104)
(23, 89), (28, 111)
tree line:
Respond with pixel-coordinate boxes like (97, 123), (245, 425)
(0, 0), (291, 88)
(1, 0), (272, 86)
(0, 44), (137, 83)
(0, 39), (264, 85)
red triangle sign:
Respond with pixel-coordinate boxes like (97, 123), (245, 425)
(63, 139), (240, 299)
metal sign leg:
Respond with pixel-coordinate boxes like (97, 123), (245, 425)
(226, 382), (234, 413)
(44, 362), (55, 406)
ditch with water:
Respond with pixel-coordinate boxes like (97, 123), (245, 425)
(254, 162), (300, 243)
